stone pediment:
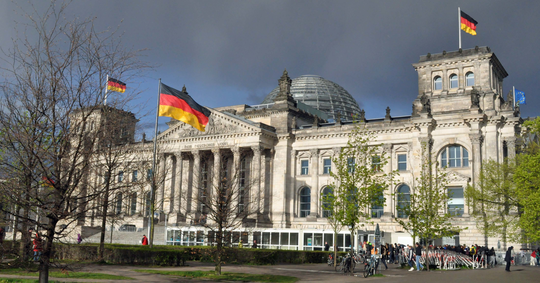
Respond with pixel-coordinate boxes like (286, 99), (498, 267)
(447, 171), (470, 183)
(158, 109), (264, 140)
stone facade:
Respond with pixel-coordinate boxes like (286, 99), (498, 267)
(76, 47), (523, 249)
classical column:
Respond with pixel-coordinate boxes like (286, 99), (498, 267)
(181, 152), (191, 215)
(174, 153), (183, 215)
(231, 147), (241, 213)
(212, 148), (221, 202)
(309, 149), (319, 217)
(468, 133), (483, 217)
(251, 146), (261, 213)
(191, 150), (200, 214)
(163, 154), (174, 214)
(259, 149), (266, 214)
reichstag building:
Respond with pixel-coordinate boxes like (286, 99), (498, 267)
(81, 46), (522, 250)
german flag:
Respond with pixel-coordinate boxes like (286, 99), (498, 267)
(461, 11), (478, 36)
(107, 77), (126, 93)
(158, 83), (211, 132)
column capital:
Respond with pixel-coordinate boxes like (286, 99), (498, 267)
(231, 146), (241, 156)
(309, 148), (318, 156)
(191, 150), (200, 158)
(211, 147), (221, 154)
(251, 145), (263, 155)
(469, 133), (483, 145)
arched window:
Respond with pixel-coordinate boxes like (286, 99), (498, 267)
(449, 74), (458, 89)
(321, 187), (333, 218)
(466, 72), (474, 86)
(371, 190), (384, 218)
(396, 185), (410, 218)
(300, 187), (311, 217)
(116, 193), (123, 215)
(130, 193), (137, 215)
(440, 145), (469, 168)
(433, 76), (442, 90)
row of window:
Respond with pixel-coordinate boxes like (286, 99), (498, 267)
(433, 72), (474, 90)
(114, 169), (153, 183)
(299, 185), (465, 218)
(299, 145), (469, 175)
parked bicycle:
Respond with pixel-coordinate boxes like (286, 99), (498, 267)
(335, 254), (355, 275)
(363, 254), (377, 278)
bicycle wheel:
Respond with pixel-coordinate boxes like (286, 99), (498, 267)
(363, 264), (370, 278)
(335, 262), (342, 272)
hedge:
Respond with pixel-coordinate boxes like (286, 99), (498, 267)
(52, 243), (347, 266)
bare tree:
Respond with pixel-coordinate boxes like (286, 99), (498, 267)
(180, 149), (259, 275)
(0, 2), (148, 282)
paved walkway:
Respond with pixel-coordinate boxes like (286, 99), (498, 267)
(1, 262), (539, 282)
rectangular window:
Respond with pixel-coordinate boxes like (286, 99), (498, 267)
(132, 170), (138, 182)
(448, 187), (464, 217)
(147, 169), (153, 181)
(118, 171), (124, 183)
(301, 160), (309, 175)
(397, 154), (407, 171)
(371, 155), (381, 172)
(323, 158), (331, 174)
(347, 157), (355, 173)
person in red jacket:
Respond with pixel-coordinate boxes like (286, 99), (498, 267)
(33, 232), (43, 261)
(142, 235), (149, 245)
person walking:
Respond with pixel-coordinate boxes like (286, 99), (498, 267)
(407, 245), (415, 271)
(536, 247), (540, 266)
(324, 241), (330, 251)
(77, 233), (82, 244)
(141, 235), (149, 246)
(415, 242), (424, 271)
(504, 246), (513, 272)
(33, 233), (42, 261)
(252, 240), (258, 249)
(381, 244), (388, 269)
(389, 243), (395, 264)
(238, 240), (243, 248)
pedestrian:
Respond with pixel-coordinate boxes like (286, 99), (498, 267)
(252, 239), (258, 249)
(142, 235), (148, 246)
(415, 242), (424, 271)
(381, 244), (388, 269)
(33, 233), (42, 261)
(324, 241), (330, 251)
(530, 249), (536, 266)
(536, 248), (540, 266)
(389, 243), (395, 264)
(366, 241), (372, 255)
(504, 246), (513, 272)
(77, 233), (82, 244)
(407, 245), (415, 271)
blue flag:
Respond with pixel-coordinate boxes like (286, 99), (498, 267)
(515, 89), (526, 105)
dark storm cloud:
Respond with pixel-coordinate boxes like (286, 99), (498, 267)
(1, 0), (539, 134)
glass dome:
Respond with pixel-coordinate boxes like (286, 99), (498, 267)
(262, 75), (361, 121)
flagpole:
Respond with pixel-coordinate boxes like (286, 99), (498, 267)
(513, 86), (516, 109)
(104, 75), (109, 106)
(458, 7), (462, 49)
(148, 78), (161, 247)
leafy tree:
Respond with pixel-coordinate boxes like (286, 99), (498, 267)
(330, 125), (395, 255)
(465, 159), (519, 249)
(320, 185), (343, 267)
(395, 142), (459, 270)
(514, 117), (540, 243)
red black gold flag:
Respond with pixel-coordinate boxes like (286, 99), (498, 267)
(158, 83), (211, 132)
(107, 77), (126, 93)
(460, 11), (478, 36)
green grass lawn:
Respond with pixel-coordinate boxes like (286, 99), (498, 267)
(0, 268), (132, 280)
(0, 279), (73, 283)
(135, 270), (298, 282)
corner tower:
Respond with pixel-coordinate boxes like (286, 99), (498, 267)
(412, 46), (509, 117)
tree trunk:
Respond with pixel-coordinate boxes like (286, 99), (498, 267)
(39, 220), (57, 283)
(333, 231), (338, 267)
(99, 184), (110, 259)
(19, 206), (29, 262)
(11, 205), (18, 249)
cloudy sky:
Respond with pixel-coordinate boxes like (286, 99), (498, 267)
(1, 0), (538, 136)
